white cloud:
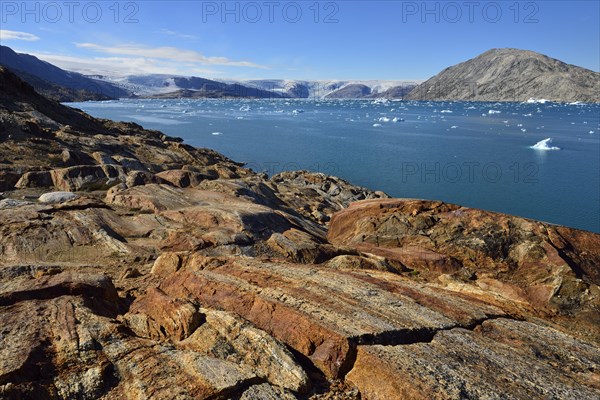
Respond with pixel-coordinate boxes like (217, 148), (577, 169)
(0, 30), (40, 41)
(28, 52), (224, 77)
(158, 29), (197, 40)
(75, 42), (268, 69)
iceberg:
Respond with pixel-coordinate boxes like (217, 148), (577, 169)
(526, 98), (548, 104)
(530, 138), (560, 151)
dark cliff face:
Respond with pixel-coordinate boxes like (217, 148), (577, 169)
(325, 84), (372, 99)
(407, 48), (600, 102)
(1, 67), (600, 400)
(0, 45), (130, 100)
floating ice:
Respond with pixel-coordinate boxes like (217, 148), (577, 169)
(392, 117), (404, 122)
(531, 138), (560, 151)
(211, 132), (223, 135)
(526, 98), (548, 104)
(451, 126), (458, 129)
(488, 110), (501, 114)
(378, 117), (390, 122)
(441, 110), (453, 113)
(292, 109), (304, 114)
(373, 123), (382, 127)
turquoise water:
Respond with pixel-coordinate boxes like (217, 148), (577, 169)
(68, 99), (600, 233)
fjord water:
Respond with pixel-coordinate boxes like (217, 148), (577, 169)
(70, 99), (600, 233)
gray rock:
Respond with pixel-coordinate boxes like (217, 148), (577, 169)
(239, 384), (298, 399)
(0, 198), (32, 209)
(38, 191), (79, 204)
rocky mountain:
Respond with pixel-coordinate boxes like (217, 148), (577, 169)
(0, 46), (130, 101)
(1, 66), (600, 399)
(406, 48), (600, 102)
(0, 67), (112, 102)
(145, 77), (286, 99)
(325, 84), (371, 99)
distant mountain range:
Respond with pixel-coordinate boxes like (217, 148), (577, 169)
(406, 48), (600, 103)
(1, 46), (597, 102)
(100, 75), (417, 99)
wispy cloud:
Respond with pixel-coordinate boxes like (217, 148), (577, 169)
(158, 29), (197, 40)
(28, 52), (223, 77)
(75, 43), (268, 69)
(0, 30), (40, 41)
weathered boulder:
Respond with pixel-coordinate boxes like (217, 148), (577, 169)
(50, 164), (126, 191)
(122, 287), (201, 341)
(150, 252), (219, 277)
(0, 169), (20, 190)
(125, 170), (162, 188)
(155, 169), (208, 188)
(38, 191), (79, 204)
(267, 228), (346, 264)
(181, 308), (310, 392)
(15, 170), (53, 188)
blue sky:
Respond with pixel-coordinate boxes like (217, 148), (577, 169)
(1, 1), (598, 80)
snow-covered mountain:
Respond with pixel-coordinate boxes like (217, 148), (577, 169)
(92, 74), (420, 99)
(237, 79), (419, 98)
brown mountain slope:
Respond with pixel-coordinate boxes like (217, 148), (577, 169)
(406, 48), (600, 102)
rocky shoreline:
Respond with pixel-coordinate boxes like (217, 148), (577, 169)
(1, 66), (599, 399)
